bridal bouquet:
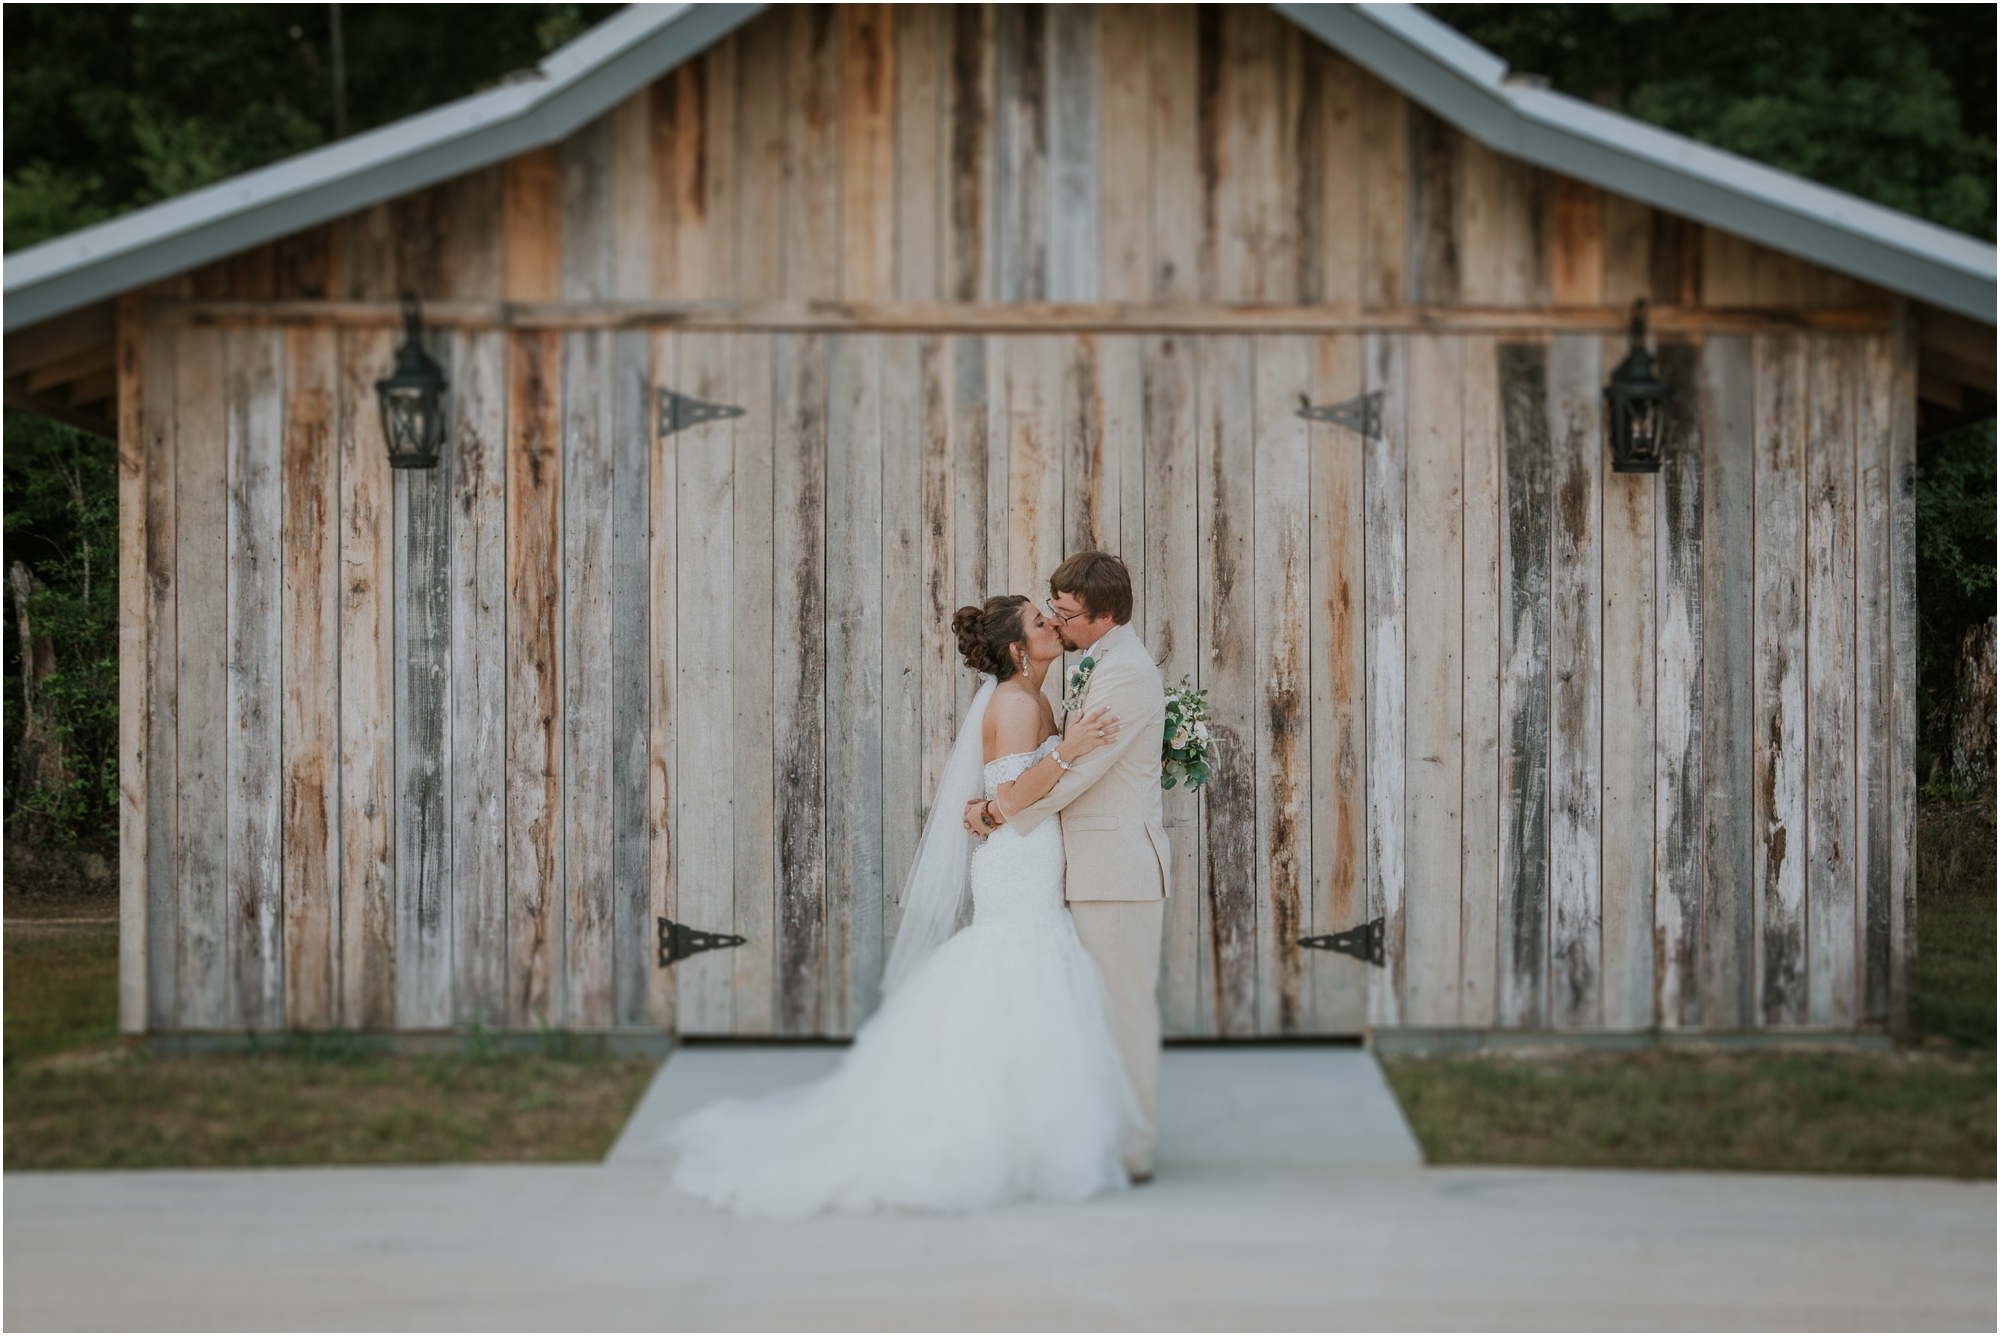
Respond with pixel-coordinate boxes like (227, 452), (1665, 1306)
(1161, 676), (1213, 793)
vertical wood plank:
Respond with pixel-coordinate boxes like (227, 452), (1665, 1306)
(651, 62), (710, 298)
(1048, 3), (1101, 302)
(561, 117), (614, 303)
(1701, 229), (1754, 306)
(1357, 72), (1408, 306)
(1753, 334), (1809, 1027)
(504, 148), (562, 302)
(842, 4), (896, 302)
(1306, 49), (1363, 307)
(996, 3), (1049, 301)
(1146, 332), (1205, 1036)
(1459, 334), (1503, 1026)
(1855, 334), (1894, 1025)
(647, 331), (680, 1031)
(1701, 336), (1757, 1029)
(449, 329), (509, 1027)
(117, 296), (148, 1033)
(1409, 111), (1461, 306)
(1549, 179), (1604, 307)
(1062, 335), (1112, 556)
(563, 330), (614, 1028)
(1007, 335), (1063, 597)
(1098, 3), (1152, 302)
(231, 328), (290, 1032)
(773, 333), (830, 1035)
(786, 4), (841, 301)
(674, 331), (736, 1033)
(1650, 213), (1703, 306)
(908, 336), (954, 962)
(1150, 5), (1199, 302)
(951, 335), (993, 722)
(611, 331), (653, 1028)
(1307, 333), (1368, 1033)
(1106, 336), (1146, 636)
(1886, 318), (1917, 1035)
(1601, 196), (1653, 306)
(701, 39), (740, 301)
(281, 330), (341, 1031)
(1805, 335), (1858, 1027)
(1402, 333), (1463, 1026)
(443, 167), (506, 301)
(732, 334), (778, 1034)
(1221, 6), (1300, 303)
(1363, 332), (1408, 1025)
(176, 329), (230, 1029)
(893, 6), (941, 302)
(1253, 334), (1312, 1032)
(144, 325), (180, 1028)
(737, 11), (787, 302)
(506, 330), (563, 1027)
(338, 327), (397, 1029)
(945, 5), (994, 303)
(1199, 335), (1257, 1035)
(1600, 340), (1656, 1031)
(609, 93), (653, 302)
(1497, 340), (1551, 1029)
(1652, 341), (1705, 1028)
(827, 334), (883, 1034)
(1547, 334), (1603, 1029)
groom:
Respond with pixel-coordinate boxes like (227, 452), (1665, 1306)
(964, 551), (1169, 1181)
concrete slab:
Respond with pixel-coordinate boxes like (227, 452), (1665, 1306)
(7, 1161), (1991, 1330)
(609, 1043), (1423, 1168)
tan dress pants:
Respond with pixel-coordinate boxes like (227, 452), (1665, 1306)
(1068, 897), (1165, 1175)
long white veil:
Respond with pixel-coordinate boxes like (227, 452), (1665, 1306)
(880, 675), (995, 995)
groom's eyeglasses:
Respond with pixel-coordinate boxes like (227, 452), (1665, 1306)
(1043, 602), (1072, 625)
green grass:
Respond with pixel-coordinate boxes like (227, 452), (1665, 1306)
(4, 923), (121, 1066)
(1383, 1047), (1995, 1178)
(1915, 799), (1996, 1047)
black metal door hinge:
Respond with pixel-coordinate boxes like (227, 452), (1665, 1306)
(658, 918), (748, 967)
(1299, 917), (1385, 967)
(657, 388), (746, 437)
(1297, 390), (1383, 442)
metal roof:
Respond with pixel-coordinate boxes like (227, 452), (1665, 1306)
(6, 1), (1993, 332)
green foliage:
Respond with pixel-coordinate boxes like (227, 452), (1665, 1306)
(1427, 4), (1996, 239)
(3, 411), (120, 848)
(1914, 419), (1997, 743)
(4, 3), (618, 251)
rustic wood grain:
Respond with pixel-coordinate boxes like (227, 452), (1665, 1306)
(175, 327), (230, 1029)
(1199, 335), (1258, 1035)
(338, 326), (398, 1029)
(1700, 335), (1757, 1029)
(1048, 3), (1100, 301)
(647, 330), (679, 1031)
(893, 6), (941, 302)
(951, 335), (993, 721)
(1097, 3), (1151, 303)
(1307, 49), (1364, 307)
(1364, 332), (1408, 1027)
(829, 333), (886, 1034)
(1547, 334), (1603, 1029)
(1753, 334), (1809, 1027)
(1006, 335), (1062, 600)
(612, 329), (654, 1029)
(1497, 340), (1551, 1029)
(737, 12), (786, 303)
(773, 332), (830, 1036)
(117, 296), (148, 1033)
(449, 329), (510, 1027)
(1701, 229), (1754, 306)
(1805, 335), (1858, 1027)
(144, 324), (180, 1027)
(611, 92), (654, 301)
(651, 63), (708, 300)
(1357, 71), (1409, 306)
(1855, 333), (1894, 1025)
(561, 331), (615, 1034)
(995, 4), (1048, 301)
(945, 5), (994, 303)
(785, 5), (840, 301)
(279, 330), (339, 1032)
(1150, 5), (1199, 303)
(1145, 333), (1205, 1036)
(505, 148), (562, 303)
(1459, 334), (1503, 1027)
(842, 4), (896, 303)
(1409, 111), (1461, 306)
(1886, 319), (1917, 1035)
(910, 335), (955, 964)
(1601, 195), (1652, 307)
(1215, 7), (1298, 303)
(505, 329), (563, 1028)
(732, 333), (778, 1034)
(1061, 335), (1109, 556)
(1402, 333), (1463, 1026)
(1600, 337), (1655, 1031)
(444, 167), (506, 301)
(229, 328), (290, 1032)
(1107, 336), (1146, 635)
(1652, 341), (1704, 1029)
(1650, 213), (1702, 306)
(1549, 179), (1603, 307)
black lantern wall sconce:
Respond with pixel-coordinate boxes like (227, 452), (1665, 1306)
(1604, 298), (1669, 473)
(375, 294), (449, 469)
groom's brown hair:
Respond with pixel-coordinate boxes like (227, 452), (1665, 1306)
(1049, 551), (1133, 625)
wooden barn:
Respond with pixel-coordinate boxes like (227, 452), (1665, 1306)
(7, 3), (1994, 1044)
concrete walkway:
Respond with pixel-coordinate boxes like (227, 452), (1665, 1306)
(7, 1046), (1993, 1331)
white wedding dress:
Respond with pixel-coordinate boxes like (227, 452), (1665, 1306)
(667, 731), (1142, 1218)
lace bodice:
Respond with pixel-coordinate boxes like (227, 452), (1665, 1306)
(982, 735), (1062, 800)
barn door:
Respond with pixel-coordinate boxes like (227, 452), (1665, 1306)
(659, 330), (1374, 1039)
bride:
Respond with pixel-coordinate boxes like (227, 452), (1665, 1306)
(667, 595), (1141, 1218)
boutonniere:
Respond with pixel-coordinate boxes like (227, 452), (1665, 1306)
(1061, 655), (1097, 713)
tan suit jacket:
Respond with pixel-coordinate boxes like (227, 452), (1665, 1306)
(1009, 623), (1169, 903)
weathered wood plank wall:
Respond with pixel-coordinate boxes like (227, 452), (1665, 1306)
(125, 3), (1916, 1037)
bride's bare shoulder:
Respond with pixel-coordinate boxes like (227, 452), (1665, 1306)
(983, 683), (1046, 758)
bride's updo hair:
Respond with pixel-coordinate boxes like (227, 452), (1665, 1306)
(952, 595), (1032, 681)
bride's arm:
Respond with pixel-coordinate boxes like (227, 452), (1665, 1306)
(987, 703), (1119, 825)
